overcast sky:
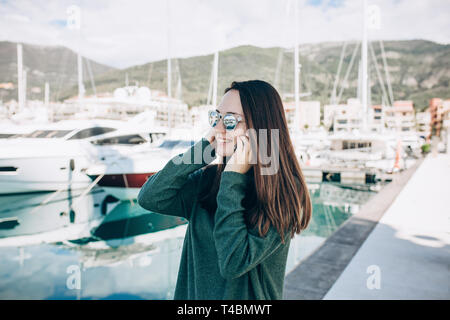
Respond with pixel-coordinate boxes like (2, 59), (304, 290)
(1, 0), (449, 68)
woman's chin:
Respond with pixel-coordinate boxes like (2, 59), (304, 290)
(216, 143), (234, 157)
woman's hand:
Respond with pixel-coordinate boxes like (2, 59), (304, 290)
(224, 133), (254, 174)
(205, 127), (216, 145)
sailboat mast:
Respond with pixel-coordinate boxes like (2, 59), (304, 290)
(44, 82), (49, 107)
(77, 53), (84, 100)
(166, 0), (174, 136)
(165, 0), (172, 135)
(167, 0), (172, 99)
(23, 70), (27, 106)
(294, 0), (300, 132)
(361, 0), (368, 131)
(76, 7), (84, 101)
(17, 43), (24, 111)
(67, 5), (83, 101)
(167, 60), (172, 98)
(212, 51), (219, 106)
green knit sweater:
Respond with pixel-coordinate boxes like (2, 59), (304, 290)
(137, 137), (292, 300)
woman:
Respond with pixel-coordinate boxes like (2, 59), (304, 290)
(137, 80), (312, 300)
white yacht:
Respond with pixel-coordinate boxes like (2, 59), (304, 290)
(0, 119), (167, 195)
(86, 138), (198, 201)
(85, 128), (205, 201)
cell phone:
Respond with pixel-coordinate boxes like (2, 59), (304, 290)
(234, 143), (237, 152)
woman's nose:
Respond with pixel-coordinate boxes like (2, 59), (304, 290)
(214, 124), (234, 140)
(214, 117), (227, 132)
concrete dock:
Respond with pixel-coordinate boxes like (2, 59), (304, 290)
(284, 152), (450, 300)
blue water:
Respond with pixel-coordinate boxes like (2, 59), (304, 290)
(0, 182), (376, 299)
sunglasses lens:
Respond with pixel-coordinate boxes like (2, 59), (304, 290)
(208, 111), (219, 127)
(223, 114), (237, 131)
(208, 111), (239, 131)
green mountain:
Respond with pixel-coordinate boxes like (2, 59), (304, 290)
(1, 39), (448, 112)
(0, 41), (115, 103)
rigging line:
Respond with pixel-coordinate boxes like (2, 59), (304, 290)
(379, 40), (394, 106)
(337, 42), (360, 105)
(26, 189), (65, 215)
(68, 173), (105, 212)
(54, 49), (71, 102)
(369, 41), (389, 106)
(331, 41), (348, 105)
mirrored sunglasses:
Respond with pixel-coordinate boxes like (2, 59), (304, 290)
(208, 110), (243, 131)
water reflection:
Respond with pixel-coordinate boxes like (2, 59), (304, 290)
(0, 182), (376, 299)
(285, 182), (377, 274)
(0, 188), (111, 245)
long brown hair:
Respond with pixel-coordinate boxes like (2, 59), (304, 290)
(198, 80), (312, 244)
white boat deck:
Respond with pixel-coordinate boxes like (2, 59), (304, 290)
(323, 152), (450, 299)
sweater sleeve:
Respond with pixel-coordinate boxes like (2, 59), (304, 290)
(213, 171), (285, 280)
(137, 137), (216, 220)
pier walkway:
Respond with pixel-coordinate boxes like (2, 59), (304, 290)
(284, 152), (450, 299)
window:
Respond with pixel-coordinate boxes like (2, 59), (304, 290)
(343, 141), (372, 150)
(11, 130), (73, 138)
(0, 166), (17, 172)
(149, 132), (166, 143)
(36, 131), (55, 138)
(47, 130), (73, 138)
(158, 140), (195, 149)
(91, 134), (147, 146)
(68, 127), (116, 140)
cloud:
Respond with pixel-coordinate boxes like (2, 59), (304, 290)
(0, 0), (449, 69)
(4, 13), (31, 23)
